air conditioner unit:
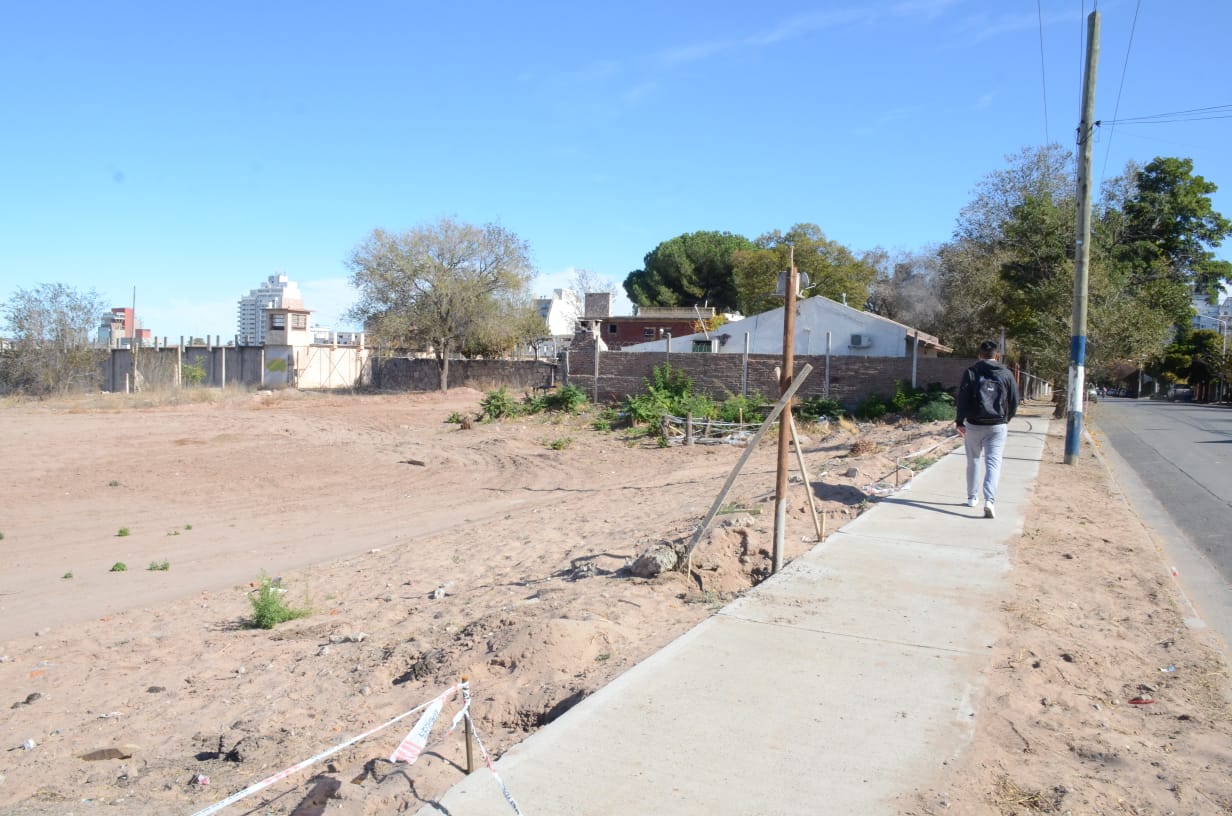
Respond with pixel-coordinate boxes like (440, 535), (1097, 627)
(849, 333), (873, 349)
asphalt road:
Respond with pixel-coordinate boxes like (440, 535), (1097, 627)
(1092, 396), (1232, 645)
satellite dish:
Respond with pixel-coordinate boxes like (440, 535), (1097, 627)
(774, 271), (810, 297)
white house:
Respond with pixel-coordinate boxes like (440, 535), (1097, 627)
(534, 289), (583, 353)
(620, 295), (950, 357)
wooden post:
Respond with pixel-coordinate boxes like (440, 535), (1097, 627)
(685, 413), (694, 446)
(788, 414), (824, 542)
(685, 364), (813, 575)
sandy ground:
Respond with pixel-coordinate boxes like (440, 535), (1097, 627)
(0, 389), (1228, 815)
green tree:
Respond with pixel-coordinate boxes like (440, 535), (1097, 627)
(731, 224), (877, 316)
(1, 283), (106, 396)
(346, 218), (536, 390)
(623, 231), (755, 312)
(1116, 157), (1232, 306)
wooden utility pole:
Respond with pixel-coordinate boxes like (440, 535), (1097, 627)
(1064, 9), (1100, 464)
(773, 260), (798, 573)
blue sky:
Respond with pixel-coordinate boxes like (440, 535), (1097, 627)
(2, 1), (1229, 339)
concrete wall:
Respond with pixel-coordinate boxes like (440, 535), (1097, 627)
(564, 346), (974, 408)
(369, 357), (558, 392)
(105, 344), (374, 391)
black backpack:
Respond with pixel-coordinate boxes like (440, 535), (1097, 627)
(972, 372), (1009, 423)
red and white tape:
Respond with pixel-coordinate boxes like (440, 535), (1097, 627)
(189, 680), (520, 816)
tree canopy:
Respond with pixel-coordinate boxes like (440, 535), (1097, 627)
(732, 223), (878, 315)
(345, 218), (542, 389)
(875, 146), (1231, 383)
(622, 231), (755, 312)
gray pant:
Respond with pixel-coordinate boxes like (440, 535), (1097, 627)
(964, 423), (1008, 503)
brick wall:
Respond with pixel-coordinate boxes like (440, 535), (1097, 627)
(564, 348), (974, 407)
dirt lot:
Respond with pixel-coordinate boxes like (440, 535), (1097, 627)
(0, 389), (1229, 815)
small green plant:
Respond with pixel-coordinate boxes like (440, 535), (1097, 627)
(181, 359), (207, 386)
(915, 398), (956, 422)
(166, 529), (180, 536)
(718, 393), (767, 424)
(117, 527), (131, 537)
(147, 560), (170, 571)
(62, 571), (73, 579)
(546, 436), (573, 451)
(110, 562), (127, 572)
(480, 387), (522, 420)
(185, 523), (193, 531)
(108, 480), (121, 487)
(595, 652), (611, 662)
(247, 575), (311, 629)
(445, 411), (467, 424)
(0, 531), (4, 541)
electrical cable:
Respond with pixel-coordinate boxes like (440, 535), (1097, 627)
(1037, 0), (1050, 145)
(1099, 0), (1142, 184)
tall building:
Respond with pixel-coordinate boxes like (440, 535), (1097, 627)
(237, 274), (305, 345)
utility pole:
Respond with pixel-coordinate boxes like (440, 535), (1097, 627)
(130, 286), (138, 394)
(1064, 9), (1100, 465)
(773, 256), (798, 574)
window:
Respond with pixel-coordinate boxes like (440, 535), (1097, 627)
(607, 324), (617, 335)
(643, 327), (655, 338)
(291, 313), (308, 330)
(269, 313), (286, 331)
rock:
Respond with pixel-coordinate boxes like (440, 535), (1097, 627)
(429, 587), (446, 600)
(81, 747), (134, 761)
(844, 467), (859, 478)
(21, 738), (36, 751)
(631, 544), (678, 578)
(147, 686), (166, 693)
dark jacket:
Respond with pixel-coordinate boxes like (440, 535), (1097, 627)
(956, 359), (1020, 427)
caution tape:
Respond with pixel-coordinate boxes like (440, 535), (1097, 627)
(188, 680), (521, 816)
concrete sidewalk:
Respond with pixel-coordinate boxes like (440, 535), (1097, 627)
(417, 415), (1050, 815)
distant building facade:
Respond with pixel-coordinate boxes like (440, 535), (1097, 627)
(237, 274), (305, 345)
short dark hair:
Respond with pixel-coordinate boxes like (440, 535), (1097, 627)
(978, 340), (998, 357)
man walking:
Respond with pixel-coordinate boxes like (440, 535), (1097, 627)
(956, 340), (1020, 518)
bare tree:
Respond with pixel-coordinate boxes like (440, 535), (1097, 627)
(1, 283), (106, 396)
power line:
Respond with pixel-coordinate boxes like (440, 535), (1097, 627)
(1037, 0), (1050, 144)
(1102, 104), (1232, 125)
(1099, 0), (1141, 183)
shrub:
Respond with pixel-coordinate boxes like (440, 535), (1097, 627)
(62, 571), (73, 579)
(117, 527), (130, 537)
(247, 575), (311, 629)
(718, 393), (766, 424)
(796, 396), (845, 422)
(181, 359), (207, 386)
(480, 387), (522, 420)
(147, 560), (170, 571)
(915, 398), (956, 422)
(109, 562), (127, 572)
(445, 411), (467, 424)
(624, 364), (718, 434)
(546, 436), (573, 450)
(854, 394), (888, 421)
(541, 384), (588, 414)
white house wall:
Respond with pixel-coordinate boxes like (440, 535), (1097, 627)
(621, 297), (910, 358)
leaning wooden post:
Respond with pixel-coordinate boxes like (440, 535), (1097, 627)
(788, 414), (824, 542)
(685, 364), (813, 576)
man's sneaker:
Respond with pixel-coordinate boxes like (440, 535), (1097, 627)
(984, 502), (995, 519)
(966, 497), (978, 507)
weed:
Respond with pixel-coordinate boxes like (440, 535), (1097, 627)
(796, 396), (845, 422)
(108, 480), (121, 487)
(166, 529), (180, 536)
(595, 653), (611, 662)
(110, 562), (127, 572)
(247, 574), (311, 629)
(147, 560), (170, 571)
(185, 523), (193, 531)
(0, 531), (4, 540)
(907, 455), (939, 471)
(546, 436), (573, 450)
(445, 411), (467, 424)
(591, 417), (612, 432)
(62, 571), (73, 579)
(117, 527), (130, 537)
(480, 387), (522, 420)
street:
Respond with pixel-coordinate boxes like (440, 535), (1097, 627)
(1092, 396), (1232, 645)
